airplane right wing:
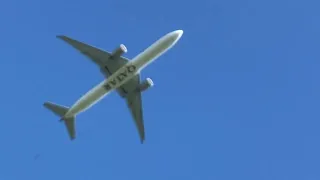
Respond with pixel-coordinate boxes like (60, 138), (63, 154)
(57, 35), (131, 97)
(57, 35), (129, 78)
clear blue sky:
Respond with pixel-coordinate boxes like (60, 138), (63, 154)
(0, 0), (319, 179)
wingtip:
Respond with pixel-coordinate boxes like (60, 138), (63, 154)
(43, 102), (51, 108)
(56, 35), (71, 41)
(56, 35), (64, 39)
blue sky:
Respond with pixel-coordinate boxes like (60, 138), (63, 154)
(0, 0), (320, 179)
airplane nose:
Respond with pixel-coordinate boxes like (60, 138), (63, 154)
(173, 30), (183, 39)
(160, 30), (184, 47)
(175, 30), (183, 35)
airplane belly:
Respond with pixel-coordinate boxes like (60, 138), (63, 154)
(67, 80), (110, 116)
(102, 64), (139, 92)
(131, 30), (183, 70)
(63, 30), (183, 119)
(66, 66), (137, 117)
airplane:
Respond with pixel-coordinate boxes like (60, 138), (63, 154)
(43, 30), (183, 143)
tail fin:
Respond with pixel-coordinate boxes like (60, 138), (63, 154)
(43, 102), (76, 140)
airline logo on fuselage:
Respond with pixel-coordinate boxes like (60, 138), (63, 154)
(103, 65), (137, 90)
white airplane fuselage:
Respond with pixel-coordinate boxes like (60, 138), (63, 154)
(64, 30), (183, 118)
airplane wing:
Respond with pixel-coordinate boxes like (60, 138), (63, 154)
(56, 35), (129, 78)
(123, 75), (145, 143)
(57, 35), (130, 97)
(57, 35), (145, 143)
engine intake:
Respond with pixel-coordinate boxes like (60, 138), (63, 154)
(138, 78), (154, 92)
(110, 44), (127, 59)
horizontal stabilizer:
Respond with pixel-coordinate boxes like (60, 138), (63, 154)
(43, 101), (76, 140)
(43, 102), (69, 117)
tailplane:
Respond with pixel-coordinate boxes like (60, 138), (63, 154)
(43, 102), (76, 140)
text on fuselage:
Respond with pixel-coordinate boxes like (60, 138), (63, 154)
(103, 65), (137, 90)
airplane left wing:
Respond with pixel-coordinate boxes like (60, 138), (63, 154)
(124, 75), (145, 143)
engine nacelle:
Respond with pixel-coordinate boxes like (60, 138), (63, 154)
(138, 78), (154, 92)
(110, 44), (127, 59)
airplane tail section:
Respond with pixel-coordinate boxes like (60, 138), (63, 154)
(44, 102), (69, 117)
(43, 102), (76, 140)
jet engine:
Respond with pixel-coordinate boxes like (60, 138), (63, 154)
(110, 44), (127, 59)
(138, 78), (154, 92)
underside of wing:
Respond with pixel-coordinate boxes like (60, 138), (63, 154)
(123, 75), (145, 143)
(57, 35), (129, 78)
